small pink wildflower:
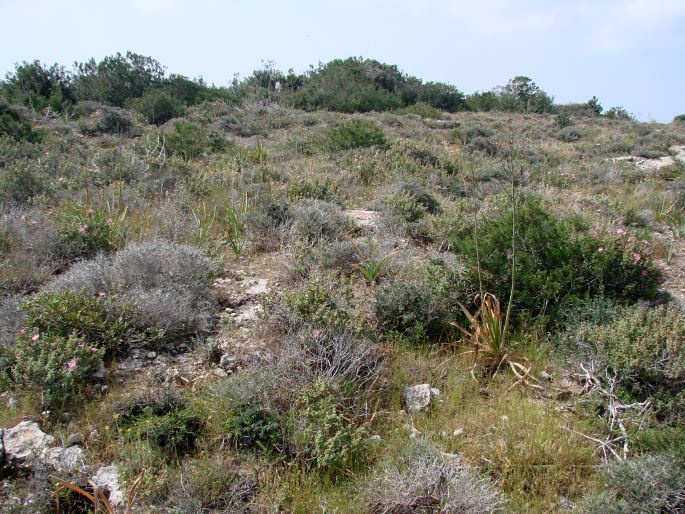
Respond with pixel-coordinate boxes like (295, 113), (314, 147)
(66, 358), (78, 369)
(641, 240), (649, 245)
(31, 334), (39, 341)
(18, 327), (26, 334)
(597, 247), (604, 253)
(641, 269), (649, 277)
(616, 228), (626, 235)
(91, 347), (99, 352)
(632, 252), (642, 262)
(311, 329), (321, 338)
(98, 291), (106, 297)
(78, 224), (89, 235)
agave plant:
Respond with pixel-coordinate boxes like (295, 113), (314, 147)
(353, 241), (396, 284)
(456, 293), (540, 390)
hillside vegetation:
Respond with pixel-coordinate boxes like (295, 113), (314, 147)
(1, 53), (684, 513)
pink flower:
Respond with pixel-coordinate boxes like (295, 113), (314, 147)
(98, 291), (106, 297)
(641, 269), (649, 277)
(641, 240), (649, 245)
(66, 358), (78, 369)
(311, 329), (321, 338)
(31, 334), (39, 341)
(632, 252), (642, 262)
(18, 327), (26, 334)
(597, 247), (604, 253)
(78, 224), (89, 235)
(616, 228), (626, 235)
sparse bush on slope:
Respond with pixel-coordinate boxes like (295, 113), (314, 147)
(367, 439), (506, 513)
(47, 239), (216, 339)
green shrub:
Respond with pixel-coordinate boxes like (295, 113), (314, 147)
(288, 57), (406, 113)
(0, 101), (40, 142)
(126, 408), (203, 458)
(21, 291), (154, 358)
(284, 277), (349, 328)
(456, 197), (660, 324)
(398, 183), (440, 214)
(633, 425), (685, 460)
(674, 114), (685, 123)
(13, 332), (104, 410)
(290, 199), (353, 243)
(556, 112), (573, 128)
(291, 379), (366, 475)
(165, 120), (223, 160)
(385, 192), (427, 222)
(88, 106), (134, 136)
(375, 260), (472, 342)
(286, 179), (331, 201)
(129, 89), (184, 125)
(58, 204), (118, 259)
(324, 119), (387, 150)
(0, 161), (50, 203)
(224, 402), (281, 452)
(417, 82), (466, 112)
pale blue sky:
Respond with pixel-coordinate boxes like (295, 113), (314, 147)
(1, 0), (683, 121)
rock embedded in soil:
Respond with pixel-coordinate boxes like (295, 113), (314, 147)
(403, 384), (440, 413)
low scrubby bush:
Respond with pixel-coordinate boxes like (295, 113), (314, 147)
(456, 196), (660, 324)
(128, 89), (184, 125)
(48, 239), (216, 340)
(165, 120), (224, 160)
(289, 199), (353, 242)
(324, 119), (387, 150)
(58, 204), (118, 259)
(283, 277), (350, 328)
(571, 305), (684, 422)
(376, 259), (473, 342)
(574, 454), (685, 514)
(13, 331), (104, 410)
(290, 379), (366, 476)
(224, 401), (281, 452)
(558, 126), (584, 142)
(367, 439), (506, 513)
(0, 160), (50, 203)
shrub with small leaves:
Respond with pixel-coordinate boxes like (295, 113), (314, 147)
(126, 407), (203, 459)
(289, 199), (354, 243)
(224, 402), (281, 452)
(574, 454), (685, 514)
(284, 277), (350, 329)
(13, 332), (104, 410)
(324, 119), (387, 150)
(367, 439), (506, 513)
(58, 204), (118, 259)
(291, 379), (366, 475)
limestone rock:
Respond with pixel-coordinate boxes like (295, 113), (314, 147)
(92, 465), (124, 506)
(3, 421), (55, 461)
(403, 384), (439, 413)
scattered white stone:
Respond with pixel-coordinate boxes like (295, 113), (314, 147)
(245, 279), (270, 296)
(540, 370), (553, 382)
(92, 465), (124, 506)
(43, 446), (85, 474)
(146, 351), (157, 360)
(403, 423), (421, 439)
(3, 421), (55, 460)
(403, 384), (438, 413)
(233, 304), (263, 325)
(213, 367), (228, 378)
(453, 427), (464, 437)
(344, 209), (379, 228)
(612, 155), (676, 172)
(369, 434), (382, 443)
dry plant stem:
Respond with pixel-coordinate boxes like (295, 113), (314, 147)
(566, 361), (652, 463)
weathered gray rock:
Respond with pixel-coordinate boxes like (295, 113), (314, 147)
(3, 421), (55, 461)
(344, 209), (379, 228)
(92, 465), (124, 506)
(43, 445), (85, 474)
(403, 384), (440, 413)
(613, 155), (676, 172)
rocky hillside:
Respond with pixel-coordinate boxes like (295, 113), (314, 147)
(1, 56), (685, 513)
